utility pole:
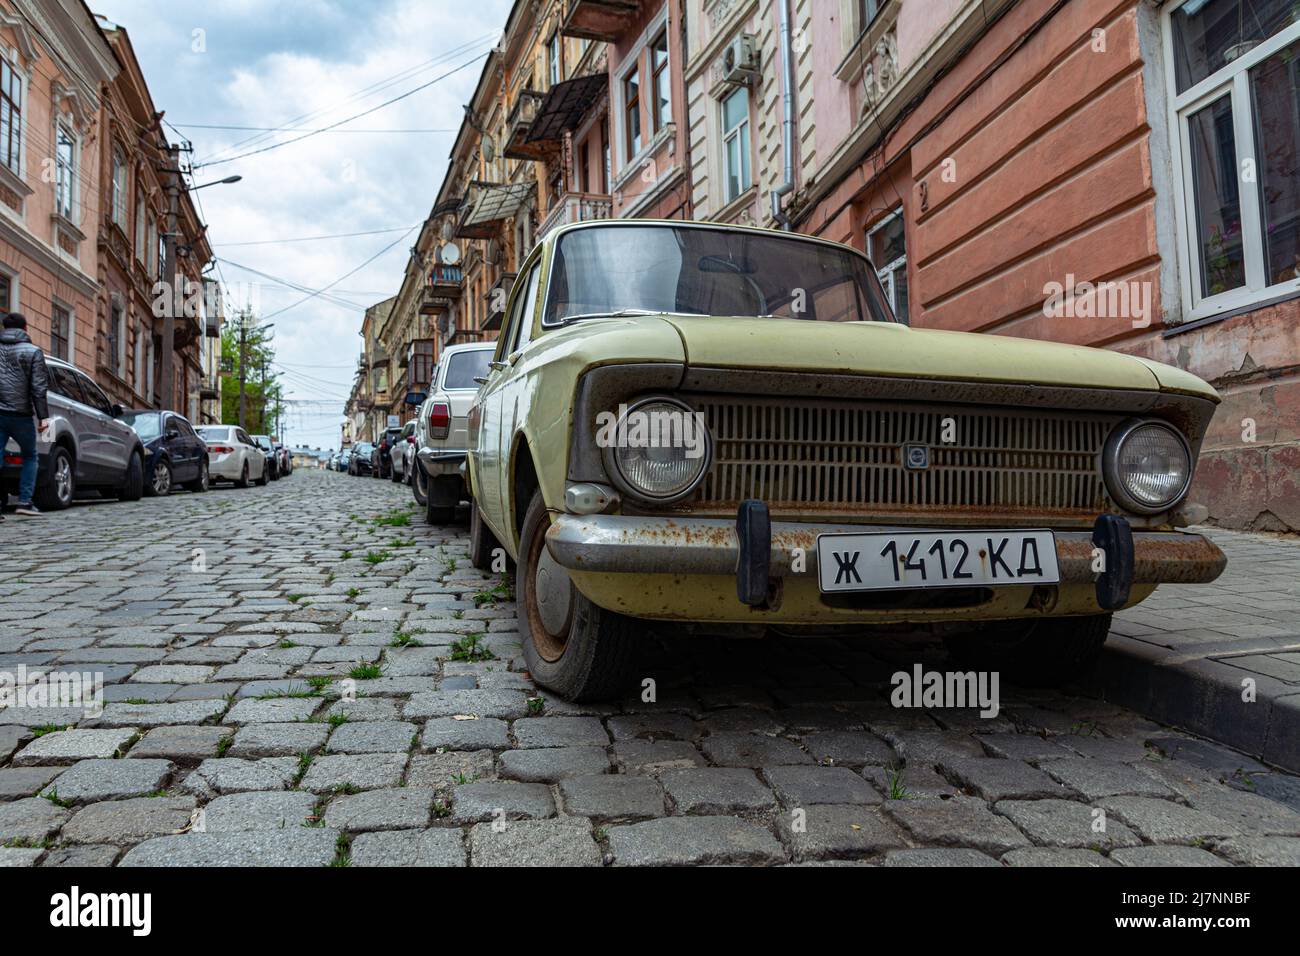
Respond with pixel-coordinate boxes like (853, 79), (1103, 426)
(159, 143), (182, 412)
(238, 310), (248, 429)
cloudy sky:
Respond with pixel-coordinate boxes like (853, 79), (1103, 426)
(93, 0), (514, 449)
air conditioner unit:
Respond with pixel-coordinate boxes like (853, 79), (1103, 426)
(722, 34), (759, 85)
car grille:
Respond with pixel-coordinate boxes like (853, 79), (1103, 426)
(687, 395), (1114, 522)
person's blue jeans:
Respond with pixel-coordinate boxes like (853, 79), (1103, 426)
(0, 412), (37, 505)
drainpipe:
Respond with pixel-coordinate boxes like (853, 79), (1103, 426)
(771, 0), (796, 230)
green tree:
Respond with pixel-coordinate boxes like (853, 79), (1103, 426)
(220, 309), (284, 436)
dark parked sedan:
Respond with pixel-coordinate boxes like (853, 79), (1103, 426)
(349, 442), (375, 476)
(121, 410), (210, 496)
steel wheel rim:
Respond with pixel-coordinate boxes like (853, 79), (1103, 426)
(527, 513), (573, 662)
(55, 455), (72, 504)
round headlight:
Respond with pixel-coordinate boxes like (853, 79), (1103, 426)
(1105, 420), (1193, 514)
(603, 398), (711, 502)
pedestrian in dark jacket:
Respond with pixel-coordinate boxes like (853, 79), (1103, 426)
(0, 312), (50, 516)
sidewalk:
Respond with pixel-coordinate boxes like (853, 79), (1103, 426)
(1086, 528), (1300, 774)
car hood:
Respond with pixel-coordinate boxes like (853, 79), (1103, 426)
(654, 315), (1217, 400)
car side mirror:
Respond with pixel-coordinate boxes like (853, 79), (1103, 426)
(111, 403), (124, 418)
(166, 429), (180, 440)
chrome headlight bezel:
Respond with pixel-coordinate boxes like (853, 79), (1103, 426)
(599, 395), (712, 504)
(1103, 418), (1194, 515)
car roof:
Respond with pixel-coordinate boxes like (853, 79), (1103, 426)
(441, 342), (495, 355)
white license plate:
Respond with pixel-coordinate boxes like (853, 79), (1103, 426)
(816, 529), (1060, 592)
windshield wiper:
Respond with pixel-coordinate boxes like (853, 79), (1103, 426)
(560, 308), (660, 323)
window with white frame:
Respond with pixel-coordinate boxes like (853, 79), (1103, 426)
(0, 54), (21, 175)
(623, 70), (642, 161)
(0, 271), (11, 312)
(55, 125), (75, 220)
(651, 31), (671, 132)
(721, 86), (752, 203)
(867, 209), (909, 323)
(548, 34), (561, 87)
(147, 216), (157, 277)
(109, 296), (126, 378)
(1165, 0), (1300, 316)
(134, 194), (145, 261)
(111, 148), (127, 227)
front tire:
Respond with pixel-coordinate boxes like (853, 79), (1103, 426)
(411, 464), (428, 507)
(943, 614), (1112, 687)
(35, 446), (75, 511)
(145, 458), (172, 497)
(517, 490), (638, 701)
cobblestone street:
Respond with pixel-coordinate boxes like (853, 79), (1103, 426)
(1, 470), (1298, 867)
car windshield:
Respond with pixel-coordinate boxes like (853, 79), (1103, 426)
(121, 412), (163, 441)
(544, 224), (895, 326)
(443, 349), (493, 389)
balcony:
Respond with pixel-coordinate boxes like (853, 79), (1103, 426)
(482, 273), (517, 331)
(199, 377), (220, 401)
(420, 263), (463, 314)
(456, 180), (535, 240)
(504, 90), (548, 160)
(538, 191), (613, 242)
(560, 0), (641, 41)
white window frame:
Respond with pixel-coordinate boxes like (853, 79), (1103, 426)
(109, 294), (126, 378)
(867, 208), (908, 322)
(110, 147), (127, 228)
(54, 122), (78, 220)
(0, 49), (24, 178)
(721, 85), (752, 204)
(134, 192), (145, 261)
(611, 6), (670, 178)
(547, 34), (561, 87)
(1161, 2), (1300, 320)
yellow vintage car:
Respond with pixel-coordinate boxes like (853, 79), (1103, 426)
(466, 220), (1226, 700)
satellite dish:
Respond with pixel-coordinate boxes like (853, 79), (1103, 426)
(439, 242), (461, 265)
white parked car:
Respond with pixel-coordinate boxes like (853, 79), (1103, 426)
(195, 425), (267, 488)
(390, 420), (417, 485)
(414, 342), (494, 523)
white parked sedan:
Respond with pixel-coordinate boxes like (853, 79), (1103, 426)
(195, 425), (267, 487)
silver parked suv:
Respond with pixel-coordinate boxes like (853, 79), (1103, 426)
(414, 342), (494, 524)
(1, 357), (146, 510)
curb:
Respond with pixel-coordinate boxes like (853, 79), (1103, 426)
(1082, 634), (1300, 773)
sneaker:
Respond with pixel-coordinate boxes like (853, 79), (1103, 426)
(14, 502), (40, 516)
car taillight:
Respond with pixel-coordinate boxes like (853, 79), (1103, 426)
(3, 454), (21, 466)
(209, 445), (234, 454)
(429, 402), (451, 439)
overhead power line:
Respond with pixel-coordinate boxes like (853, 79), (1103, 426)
(175, 124), (456, 133)
(193, 49), (491, 169)
(198, 32), (496, 163)
(214, 226), (422, 247)
(243, 225), (417, 322)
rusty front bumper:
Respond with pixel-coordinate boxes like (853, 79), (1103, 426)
(544, 514), (1227, 585)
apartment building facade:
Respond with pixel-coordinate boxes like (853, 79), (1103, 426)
(0, 2), (217, 423)
(378, 0), (1297, 531)
(95, 18), (216, 420)
(0, 0), (114, 374)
